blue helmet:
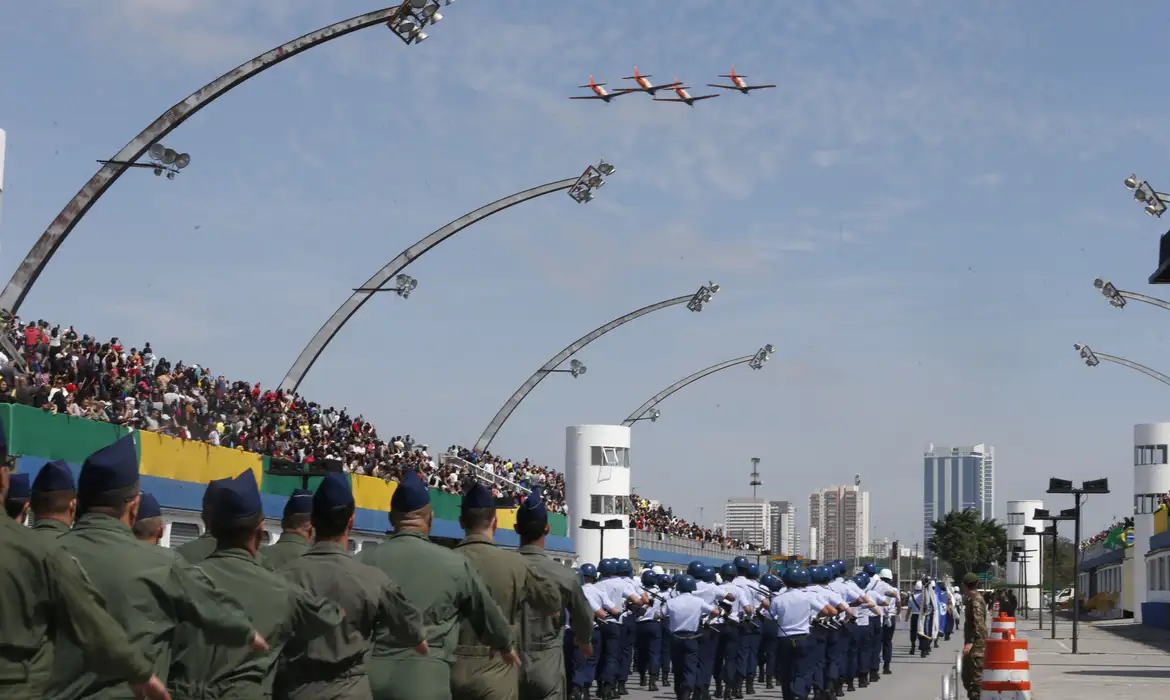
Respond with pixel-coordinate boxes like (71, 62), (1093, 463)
(598, 559), (617, 577)
(659, 574), (676, 589)
(687, 560), (706, 578)
(863, 562), (878, 577)
(746, 563), (760, 580)
(676, 574), (698, 593)
(579, 563), (598, 580)
(733, 555), (751, 572)
(762, 573), (783, 591)
(620, 559), (634, 576)
(698, 565), (716, 583)
(853, 573), (870, 589)
(790, 568), (811, 588)
(641, 570), (658, 587)
(809, 565), (830, 584)
(831, 560), (846, 577)
(719, 563), (737, 581)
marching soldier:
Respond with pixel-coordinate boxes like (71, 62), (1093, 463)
(360, 469), (518, 700)
(451, 482), (562, 700)
(29, 460), (76, 538)
(634, 570), (664, 691)
(175, 477), (228, 563)
(167, 469), (345, 699)
(513, 487), (594, 700)
(51, 435), (269, 699)
(907, 581), (924, 655)
(0, 453), (171, 700)
(262, 487), (313, 569)
(277, 472), (429, 700)
(3, 471), (29, 521)
(876, 569), (898, 676)
(571, 563), (620, 699)
(773, 568), (837, 700)
(132, 493), (165, 545)
(663, 574), (721, 700)
(658, 573), (676, 689)
(960, 573), (988, 700)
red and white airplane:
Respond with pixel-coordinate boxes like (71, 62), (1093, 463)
(620, 66), (680, 96)
(569, 75), (634, 102)
(653, 80), (719, 107)
(707, 66), (776, 94)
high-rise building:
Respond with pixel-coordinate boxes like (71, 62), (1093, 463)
(808, 485), (870, 562)
(768, 501), (798, 555)
(724, 499), (771, 550)
(922, 443), (996, 546)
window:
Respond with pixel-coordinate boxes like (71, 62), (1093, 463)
(590, 446), (630, 467)
(168, 522), (201, 548)
(1007, 512), (1024, 525)
(1136, 494), (1160, 515)
(1135, 444), (1169, 466)
(590, 494), (625, 515)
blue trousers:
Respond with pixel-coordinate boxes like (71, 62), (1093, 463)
(660, 620), (672, 678)
(881, 620), (896, 668)
(808, 627), (827, 691)
(823, 626), (842, 686)
(670, 634), (701, 697)
(714, 623), (741, 685)
(698, 627), (719, 688)
(868, 621), (882, 672)
(567, 626), (602, 689)
(742, 625), (761, 682)
(635, 621), (662, 676)
(777, 635), (812, 700)
(844, 624), (866, 678)
(598, 622), (623, 683)
(758, 619), (779, 683)
(620, 617), (636, 682)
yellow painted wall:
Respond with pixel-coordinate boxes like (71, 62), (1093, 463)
(138, 432), (262, 485)
(1156, 505), (1168, 535)
(352, 474), (397, 511)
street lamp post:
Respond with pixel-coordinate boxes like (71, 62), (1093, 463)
(626, 408), (661, 424)
(1024, 522), (1059, 631)
(473, 282), (721, 454)
(1045, 479), (1110, 654)
(1010, 546), (1035, 620)
(580, 517), (623, 562)
(1124, 174), (1170, 218)
(97, 143), (191, 180)
(1073, 343), (1170, 388)
(620, 344), (775, 427)
(1092, 278), (1170, 312)
(354, 273), (418, 298)
(280, 162), (617, 393)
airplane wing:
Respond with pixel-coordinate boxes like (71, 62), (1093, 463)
(745, 84), (777, 90)
(652, 98), (690, 103)
(707, 84), (739, 90)
(569, 96), (607, 100)
(689, 95), (720, 101)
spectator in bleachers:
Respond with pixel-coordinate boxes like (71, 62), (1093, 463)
(447, 446), (567, 515)
(629, 492), (757, 551)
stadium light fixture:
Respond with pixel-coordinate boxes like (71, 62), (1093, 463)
(353, 273), (419, 298)
(687, 282), (720, 312)
(1045, 477), (1109, 653)
(748, 343), (775, 370)
(1073, 343), (1100, 368)
(568, 160), (617, 203)
(1093, 278), (1127, 308)
(547, 358), (587, 378)
(1124, 174), (1168, 217)
(387, 0), (453, 45)
(628, 408), (661, 423)
(97, 142), (191, 180)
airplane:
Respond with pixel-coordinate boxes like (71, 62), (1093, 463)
(653, 80), (720, 107)
(707, 66), (777, 94)
(620, 66), (681, 96)
(569, 75), (634, 102)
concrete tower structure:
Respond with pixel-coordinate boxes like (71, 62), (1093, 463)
(1134, 423), (1170, 623)
(1005, 499), (1044, 610)
(565, 424), (632, 565)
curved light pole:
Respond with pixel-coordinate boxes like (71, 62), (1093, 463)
(0, 2), (449, 316)
(279, 162), (617, 392)
(472, 282), (721, 454)
(1073, 343), (1170, 388)
(1093, 277), (1170, 312)
(621, 344), (775, 427)
(1123, 174), (1169, 218)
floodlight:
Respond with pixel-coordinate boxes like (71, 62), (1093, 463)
(413, 31), (428, 42)
(764, 343), (775, 354)
(1047, 478), (1074, 494)
(409, 0), (427, 9)
(1093, 278), (1126, 308)
(569, 359), (587, 377)
(161, 148), (177, 165)
(1147, 204), (1161, 217)
(648, 408), (661, 422)
(1082, 478), (1109, 494)
(598, 161), (616, 176)
(422, 2), (442, 22)
(1074, 343), (1099, 367)
(149, 143), (166, 160)
(748, 344), (775, 370)
(687, 281), (720, 312)
(1059, 508), (1077, 519)
(1125, 174), (1139, 191)
(1032, 508), (1050, 520)
(174, 153), (191, 170)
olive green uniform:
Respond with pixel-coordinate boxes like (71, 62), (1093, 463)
(0, 514), (154, 699)
(360, 530), (515, 700)
(451, 535), (563, 700)
(516, 545), (593, 700)
(176, 531), (217, 563)
(29, 517), (70, 539)
(276, 541), (427, 700)
(961, 589), (989, 700)
(51, 513), (258, 699)
(169, 547), (344, 699)
(262, 532), (310, 570)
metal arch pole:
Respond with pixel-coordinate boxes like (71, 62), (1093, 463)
(1093, 351), (1170, 388)
(620, 355), (754, 427)
(1119, 290), (1170, 312)
(280, 177), (578, 392)
(472, 294), (696, 454)
(0, 5), (413, 316)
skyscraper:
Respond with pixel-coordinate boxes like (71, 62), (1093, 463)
(923, 443), (996, 546)
(808, 485), (870, 562)
(724, 499), (771, 550)
(768, 500), (798, 555)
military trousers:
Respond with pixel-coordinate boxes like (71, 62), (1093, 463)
(619, 617), (636, 682)
(567, 627), (601, 691)
(369, 656), (451, 700)
(881, 620), (896, 668)
(659, 619), (672, 679)
(697, 627), (718, 688)
(713, 622), (740, 685)
(868, 620), (883, 672)
(758, 619), (779, 683)
(808, 627), (827, 691)
(741, 625), (760, 682)
(452, 652), (521, 700)
(777, 634), (811, 700)
(845, 623), (867, 678)
(960, 652), (983, 700)
(597, 623), (623, 684)
(635, 620), (662, 676)
(521, 643), (566, 700)
(822, 626), (841, 686)
(669, 633), (701, 696)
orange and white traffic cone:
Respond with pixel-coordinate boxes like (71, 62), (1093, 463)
(989, 613), (1017, 640)
(980, 636), (1031, 700)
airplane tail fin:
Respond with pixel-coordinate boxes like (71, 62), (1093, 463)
(622, 66), (647, 80)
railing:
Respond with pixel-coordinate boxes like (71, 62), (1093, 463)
(938, 651), (962, 700)
(440, 452), (531, 496)
(630, 527), (757, 559)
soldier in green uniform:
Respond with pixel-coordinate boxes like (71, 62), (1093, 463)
(3, 471), (29, 521)
(175, 478), (228, 563)
(513, 488), (594, 700)
(28, 460), (75, 538)
(168, 469), (345, 699)
(133, 493), (165, 545)
(52, 435), (269, 699)
(0, 435), (172, 700)
(262, 488), (314, 569)
(277, 473), (429, 700)
(960, 572), (988, 700)
(361, 469), (519, 700)
(451, 483), (563, 700)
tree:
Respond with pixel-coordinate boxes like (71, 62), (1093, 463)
(927, 510), (1008, 578)
(1039, 536), (1076, 590)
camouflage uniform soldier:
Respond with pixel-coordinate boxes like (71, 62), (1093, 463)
(960, 572), (988, 700)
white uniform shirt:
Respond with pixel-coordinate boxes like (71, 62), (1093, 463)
(696, 581), (737, 625)
(664, 592), (716, 634)
(638, 586), (663, 622)
(837, 579), (870, 625)
(910, 592), (923, 613)
(594, 578), (629, 623)
(869, 579), (898, 625)
(733, 577), (765, 621)
(772, 588), (821, 637)
(583, 581), (617, 626)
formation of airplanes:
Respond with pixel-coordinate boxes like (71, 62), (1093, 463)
(569, 66), (775, 107)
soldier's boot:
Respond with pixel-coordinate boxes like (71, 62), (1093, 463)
(746, 678), (755, 695)
(882, 664), (892, 675)
(583, 685), (592, 700)
(570, 687), (585, 700)
(734, 681), (744, 699)
(715, 680), (723, 697)
(834, 680), (845, 697)
(618, 680), (629, 696)
(722, 683), (733, 700)
(845, 678), (856, 692)
(869, 670), (880, 683)
(662, 670), (670, 686)
(758, 669), (766, 683)
(920, 647), (928, 658)
(649, 677), (659, 692)
(857, 674), (869, 689)
(933, 639), (939, 648)
(765, 677), (775, 690)
(640, 672), (647, 687)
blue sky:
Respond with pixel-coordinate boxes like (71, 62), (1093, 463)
(1, 0), (1168, 549)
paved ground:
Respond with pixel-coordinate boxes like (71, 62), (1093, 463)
(622, 629), (965, 700)
(1017, 614), (1170, 700)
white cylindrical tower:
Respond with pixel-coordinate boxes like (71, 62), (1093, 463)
(1134, 423), (1170, 623)
(1006, 499), (1044, 610)
(566, 424), (632, 565)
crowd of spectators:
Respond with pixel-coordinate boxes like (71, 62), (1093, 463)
(446, 446), (568, 515)
(630, 493), (758, 551)
(1081, 516), (1135, 550)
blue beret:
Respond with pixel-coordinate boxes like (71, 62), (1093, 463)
(516, 487), (548, 525)
(391, 470), (430, 513)
(33, 460), (75, 493)
(312, 473), (354, 514)
(202, 477), (230, 511)
(462, 482), (495, 510)
(78, 435), (139, 498)
(284, 488), (313, 518)
(136, 492), (162, 521)
(7, 473), (30, 501)
(213, 469), (262, 521)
